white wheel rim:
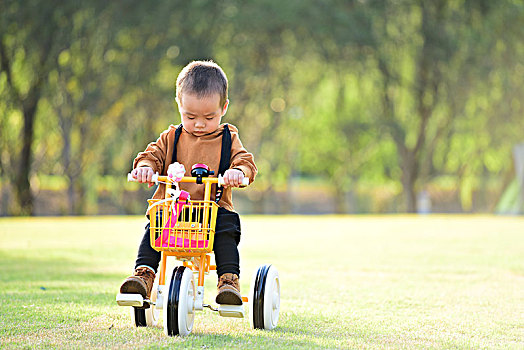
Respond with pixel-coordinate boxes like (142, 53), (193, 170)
(263, 266), (280, 330)
(145, 282), (160, 326)
(178, 268), (195, 336)
(249, 265), (280, 330)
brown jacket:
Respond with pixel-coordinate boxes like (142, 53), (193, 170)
(133, 124), (257, 212)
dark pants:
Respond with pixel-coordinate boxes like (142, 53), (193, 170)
(135, 207), (241, 277)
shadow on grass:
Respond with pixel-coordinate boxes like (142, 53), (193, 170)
(0, 251), (124, 283)
(0, 251), (125, 309)
(190, 332), (318, 349)
(184, 313), (354, 349)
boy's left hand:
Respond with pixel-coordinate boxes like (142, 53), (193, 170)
(222, 169), (244, 187)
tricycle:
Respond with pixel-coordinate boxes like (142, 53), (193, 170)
(116, 164), (280, 336)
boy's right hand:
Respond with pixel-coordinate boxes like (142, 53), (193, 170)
(131, 167), (155, 187)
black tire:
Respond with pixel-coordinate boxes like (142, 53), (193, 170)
(132, 307), (147, 327)
(250, 264), (280, 330)
(252, 264), (270, 329)
(128, 282), (160, 327)
(163, 266), (195, 336)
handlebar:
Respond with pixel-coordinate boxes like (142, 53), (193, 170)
(127, 173), (250, 187)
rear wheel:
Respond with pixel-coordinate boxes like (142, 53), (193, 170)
(130, 283), (160, 327)
(131, 307), (147, 327)
(249, 264), (280, 330)
(163, 266), (195, 336)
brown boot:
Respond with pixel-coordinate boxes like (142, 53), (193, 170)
(216, 273), (242, 305)
(120, 266), (155, 300)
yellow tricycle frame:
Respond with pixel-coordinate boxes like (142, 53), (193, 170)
(147, 175), (230, 293)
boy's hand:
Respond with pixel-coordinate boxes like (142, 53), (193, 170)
(222, 169), (244, 187)
(131, 167), (155, 187)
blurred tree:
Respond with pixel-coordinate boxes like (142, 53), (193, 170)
(2, 0), (523, 215)
(439, 1), (524, 211)
(0, 1), (83, 214)
(363, 0), (513, 212)
(48, 4), (121, 214)
(294, 1), (382, 213)
(212, 0), (310, 213)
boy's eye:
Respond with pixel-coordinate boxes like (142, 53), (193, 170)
(206, 116), (215, 120)
(186, 116), (195, 120)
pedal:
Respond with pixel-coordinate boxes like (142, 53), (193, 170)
(218, 304), (245, 318)
(116, 293), (144, 307)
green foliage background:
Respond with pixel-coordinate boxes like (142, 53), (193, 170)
(1, 0), (523, 215)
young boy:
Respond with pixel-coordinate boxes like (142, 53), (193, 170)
(120, 60), (257, 305)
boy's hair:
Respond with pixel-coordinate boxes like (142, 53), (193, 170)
(176, 60), (228, 107)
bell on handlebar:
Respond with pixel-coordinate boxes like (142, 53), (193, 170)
(191, 163), (214, 184)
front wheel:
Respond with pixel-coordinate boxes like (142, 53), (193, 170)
(163, 266), (195, 336)
(249, 264), (280, 330)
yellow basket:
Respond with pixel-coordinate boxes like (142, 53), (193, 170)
(147, 198), (218, 254)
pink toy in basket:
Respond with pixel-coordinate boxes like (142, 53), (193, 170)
(169, 236), (208, 249)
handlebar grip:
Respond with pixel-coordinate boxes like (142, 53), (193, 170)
(217, 175), (250, 187)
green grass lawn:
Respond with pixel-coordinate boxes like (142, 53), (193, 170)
(0, 215), (523, 349)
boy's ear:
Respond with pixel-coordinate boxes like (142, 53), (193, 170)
(222, 99), (229, 115)
(175, 96), (184, 115)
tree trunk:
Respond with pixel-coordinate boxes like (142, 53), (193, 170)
(59, 106), (75, 215)
(400, 150), (418, 213)
(14, 99), (39, 215)
(67, 175), (75, 214)
(75, 179), (86, 215)
(1, 36), (46, 215)
(333, 190), (348, 214)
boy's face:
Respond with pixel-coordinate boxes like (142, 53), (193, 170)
(178, 93), (228, 136)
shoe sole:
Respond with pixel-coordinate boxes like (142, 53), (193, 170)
(216, 290), (243, 305)
(120, 279), (147, 299)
